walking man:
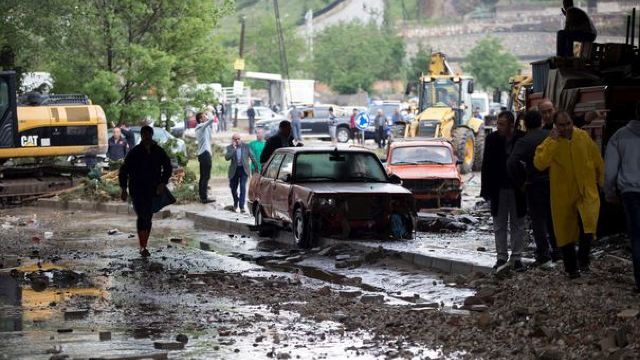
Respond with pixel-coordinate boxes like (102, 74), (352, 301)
(225, 133), (258, 213)
(107, 127), (129, 161)
(289, 105), (302, 142)
(481, 111), (527, 272)
(328, 107), (338, 145)
(195, 112), (215, 204)
(249, 129), (266, 173)
(538, 99), (555, 130)
(350, 108), (360, 145)
(119, 126), (172, 257)
(261, 121), (296, 166)
(535, 111), (604, 278)
(374, 109), (387, 149)
(507, 110), (559, 268)
(247, 104), (256, 135)
(605, 104), (640, 291)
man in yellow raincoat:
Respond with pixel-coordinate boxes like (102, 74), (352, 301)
(534, 111), (604, 279)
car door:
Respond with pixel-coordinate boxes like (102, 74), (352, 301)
(255, 153), (284, 219)
(272, 154), (294, 222)
(312, 107), (330, 135)
(300, 109), (314, 136)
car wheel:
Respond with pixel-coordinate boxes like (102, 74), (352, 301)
(254, 204), (273, 237)
(293, 207), (312, 249)
(336, 127), (350, 143)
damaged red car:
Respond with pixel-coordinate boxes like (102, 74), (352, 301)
(385, 139), (463, 208)
(248, 147), (417, 248)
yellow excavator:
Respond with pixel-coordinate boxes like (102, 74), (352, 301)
(404, 53), (485, 173)
(0, 71), (108, 160)
(0, 71), (108, 202)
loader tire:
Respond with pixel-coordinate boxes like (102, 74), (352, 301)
(452, 127), (475, 174)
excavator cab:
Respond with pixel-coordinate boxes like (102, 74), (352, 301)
(0, 71), (18, 150)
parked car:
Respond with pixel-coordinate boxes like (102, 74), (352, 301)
(236, 105), (286, 122)
(385, 139), (463, 208)
(107, 126), (188, 158)
(248, 147), (417, 248)
(256, 105), (353, 142)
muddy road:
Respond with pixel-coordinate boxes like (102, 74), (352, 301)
(2, 206), (640, 360)
(0, 207), (473, 359)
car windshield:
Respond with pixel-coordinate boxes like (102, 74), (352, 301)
(295, 152), (388, 182)
(391, 146), (453, 165)
(368, 104), (398, 118)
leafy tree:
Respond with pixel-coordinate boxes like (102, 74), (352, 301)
(464, 37), (521, 92)
(405, 45), (431, 90)
(312, 21), (405, 94)
(2, 0), (234, 125)
(243, 15), (307, 77)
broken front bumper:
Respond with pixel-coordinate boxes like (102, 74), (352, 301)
(401, 179), (461, 208)
(310, 194), (417, 240)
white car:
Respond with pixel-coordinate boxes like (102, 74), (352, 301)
(235, 106), (286, 122)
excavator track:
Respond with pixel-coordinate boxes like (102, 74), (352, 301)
(0, 165), (89, 207)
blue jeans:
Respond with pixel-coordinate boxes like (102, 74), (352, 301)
(230, 167), (248, 210)
(622, 192), (640, 289)
(292, 120), (302, 142)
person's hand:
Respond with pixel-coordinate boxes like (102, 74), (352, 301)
(549, 128), (559, 140)
(120, 189), (128, 202)
(156, 183), (166, 195)
(605, 194), (620, 204)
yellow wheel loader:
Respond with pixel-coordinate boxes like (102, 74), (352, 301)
(404, 53), (485, 174)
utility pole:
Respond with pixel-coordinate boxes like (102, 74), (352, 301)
(234, 16), (246, 127)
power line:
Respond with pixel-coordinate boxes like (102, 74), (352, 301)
(273, 0), (292, 108)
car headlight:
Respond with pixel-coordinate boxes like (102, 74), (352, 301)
(317, 198), (335, 207)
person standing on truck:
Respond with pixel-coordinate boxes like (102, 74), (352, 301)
(538, 99), (556, 130)
(119, 126), (173, 258)
(534, 111), (604, 279)
(507, 110), (560, 269)
(107, 127), (129, 161)
(481, 111), (527, 273)
(195, 112), (215, 204)
(557, 0), (597, 57)
(604, 104), (640, 292)
(289, 105), (302, 142)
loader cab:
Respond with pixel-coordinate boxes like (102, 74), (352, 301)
(0, 71), (18, 149)
(418, 76), (474, 126)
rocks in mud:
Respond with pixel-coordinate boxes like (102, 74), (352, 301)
(360, 294), (384, 305)
(463, 296), (484, 307)
(148, 262), (164, 272)
(175, 334), (188, 344)
(284, 255), (303, 264)
(335, 256), (364, 269)
(315, 286), (332, 296)
(332, 311), (348, 322)
(616, 309), (639, 320)
(340, 276), (362, 286)
(153, 341), (185, 350)
(477, 312), (491, 329)
(416, 214), (468, 233)
(339, 290), (362, 299)
(99, 331), (111, 341)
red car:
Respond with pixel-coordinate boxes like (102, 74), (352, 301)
(385, 139), (463, 208)
(248, 147), (417, 248)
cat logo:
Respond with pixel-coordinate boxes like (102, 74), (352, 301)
(20, 135), (39, 147)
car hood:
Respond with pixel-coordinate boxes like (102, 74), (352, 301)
(387, 165), (459, 180)
(296, 182), (412, 195)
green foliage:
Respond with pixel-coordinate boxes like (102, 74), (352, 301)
(4, 0), (234, 124)
(464, 37), (521, 92)
(313, 22), (405, 94)
(406, 45), (431, 83)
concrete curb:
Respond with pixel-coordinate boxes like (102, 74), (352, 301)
(37, 198), (171, 219)
(186, 210), (492, 275)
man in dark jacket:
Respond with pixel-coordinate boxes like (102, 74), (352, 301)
(247, 104), (256, 135)
(118, 122), (137, 151)
(557, 0), (597, 57)
(260, 121), (297, 165)
(508, 110), (559, 268)
(119, 126), (172, 257)
(481, 111), (527, 272)
(107, 127), (128, 161)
